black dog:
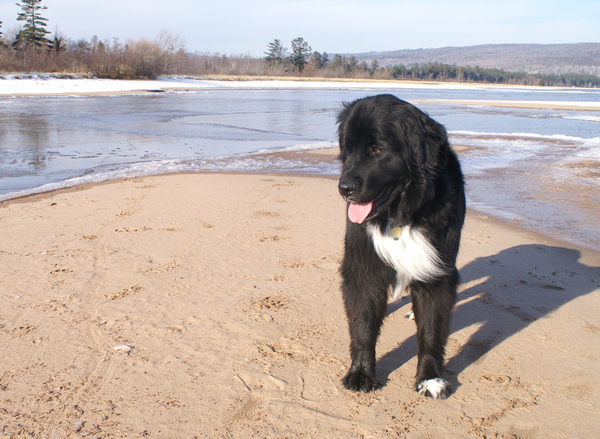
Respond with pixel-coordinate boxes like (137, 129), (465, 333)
(337, 94), (465, 399)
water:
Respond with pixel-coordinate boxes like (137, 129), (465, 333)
(1, 85), (599, 250)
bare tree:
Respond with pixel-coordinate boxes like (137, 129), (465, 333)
(155, 30), (186, 55)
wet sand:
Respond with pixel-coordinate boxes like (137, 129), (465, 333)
(1, 172), (599, 438)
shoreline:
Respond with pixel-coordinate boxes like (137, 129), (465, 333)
(1, 167), (597, 259)
(1, 143), (598, 254)
(1, 171), (598, 437)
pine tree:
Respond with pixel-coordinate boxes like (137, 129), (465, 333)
(311, 51), (329, 69)
(15, 0), (50, 48)
(47, 34), (65, 54)
(0, 20), (5, 48)
(289, 37), (311, 72)
(370, 60), (379, 74)
(265, 39), (286, 64)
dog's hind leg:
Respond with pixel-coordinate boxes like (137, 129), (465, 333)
(410, 269), (458, 399)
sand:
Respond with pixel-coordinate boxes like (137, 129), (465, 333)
(1, 172), (599, 438)
(413, 99), (600, 112)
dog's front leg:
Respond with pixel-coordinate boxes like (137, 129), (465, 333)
(341, 279), (387, 392)
(340, 226), (391, 392)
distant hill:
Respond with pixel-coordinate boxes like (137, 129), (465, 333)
(346, 43), (600, 76)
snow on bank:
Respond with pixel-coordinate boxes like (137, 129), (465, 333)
(1, 73), (594, 97)
(0, 74), (222, 96)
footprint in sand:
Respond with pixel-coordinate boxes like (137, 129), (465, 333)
(279, 259), (306, 269)
(105, 285), (143, 300)
(271, 181), (300, 187)
(253, 211), (280, 218)
(116, 211), (134, 217)
(253, 295), (289, 310)
(115, 227), (152, 232)
(193, 219), (214, 228)
(259, 235), (289, 242)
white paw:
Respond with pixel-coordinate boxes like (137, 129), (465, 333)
(404, 310), (414, 320)
(417, 378), (450, 399)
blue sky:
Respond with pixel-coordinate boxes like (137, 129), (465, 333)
(1, 0), (599, 56)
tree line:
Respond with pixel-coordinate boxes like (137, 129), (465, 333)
(386, 61), (600, 87)
(1, 2), (598, 87)
(263, 39), (600, 87)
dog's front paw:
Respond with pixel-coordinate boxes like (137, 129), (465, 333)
(416, 378), (450, 399)
(343, 369), (381, 392)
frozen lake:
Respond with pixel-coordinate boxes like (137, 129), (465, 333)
(1, 82), (599, 249)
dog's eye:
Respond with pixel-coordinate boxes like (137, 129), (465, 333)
(369, 144), (382, 155)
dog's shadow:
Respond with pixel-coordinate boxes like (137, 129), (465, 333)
(376, 244), (600, 393)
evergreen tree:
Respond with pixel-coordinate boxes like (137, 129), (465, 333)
(289, 37), (311, 72)
(12, 30), (27, 51)
(15, 0), (50, 48)
(76, 38), (92, 52)
(346, 55), (358, 73)
(47, 34), (65, 54)
(332, 54), (345, 67)
(265, 39), (286, 64)
(0, 20), (5, 48)
(311, 51), (329, 69)
(369, 60), (379, 74)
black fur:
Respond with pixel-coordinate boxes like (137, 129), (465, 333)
(337, 94), (466, 397)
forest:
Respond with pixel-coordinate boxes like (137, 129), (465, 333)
(1, 1), (599, 87)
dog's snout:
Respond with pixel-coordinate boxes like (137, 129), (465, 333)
(338, 181), (356, 198)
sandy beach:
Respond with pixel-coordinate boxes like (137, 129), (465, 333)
(1, 78), (599, 437)
(1, 170), (599, 438)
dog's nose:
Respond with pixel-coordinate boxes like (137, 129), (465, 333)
(338, 181), (356, 198)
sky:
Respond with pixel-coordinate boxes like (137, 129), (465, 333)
(1, 0), (599, 56)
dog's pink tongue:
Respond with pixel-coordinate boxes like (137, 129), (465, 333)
(348, 201), (373, 224)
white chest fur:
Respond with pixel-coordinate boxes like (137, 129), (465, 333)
(366, 221), (446, 300)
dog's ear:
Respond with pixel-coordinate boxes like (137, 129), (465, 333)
(392, 105), (451, 220)
(406, 110), (448, 176)
(337, 101), (353, 126)
(336, 101), (354, 150)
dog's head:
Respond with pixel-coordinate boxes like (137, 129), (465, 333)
(337, 94), (449, 224)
